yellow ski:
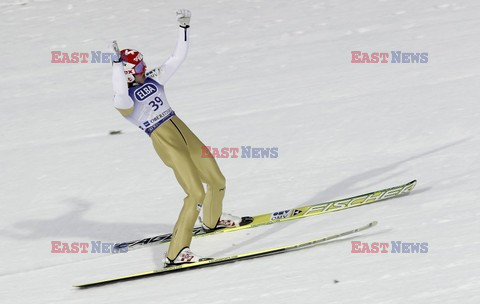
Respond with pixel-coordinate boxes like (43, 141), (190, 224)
(113, 180), (416, 253)
(76, 221), (378, 288)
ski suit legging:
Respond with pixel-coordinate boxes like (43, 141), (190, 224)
(151, 115), (225, 260)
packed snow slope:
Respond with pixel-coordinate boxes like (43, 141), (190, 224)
(1, 0), (479, 303)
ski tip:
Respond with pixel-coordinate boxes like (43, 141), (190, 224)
(406, 180), (418, 192)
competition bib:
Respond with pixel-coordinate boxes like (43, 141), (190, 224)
(126, 77), (175, 136)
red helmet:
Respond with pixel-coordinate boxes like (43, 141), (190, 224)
(120, 49), (147, 83)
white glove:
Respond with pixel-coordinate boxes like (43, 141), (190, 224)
(176, 9), (191, 27)
(110, 40), (121, 62)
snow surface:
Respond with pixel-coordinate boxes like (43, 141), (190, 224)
(1, 0), (479, 303)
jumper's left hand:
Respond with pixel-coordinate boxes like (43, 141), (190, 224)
(176, 9), (191, 27)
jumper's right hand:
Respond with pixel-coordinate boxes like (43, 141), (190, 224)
(111, 40), (121, 62)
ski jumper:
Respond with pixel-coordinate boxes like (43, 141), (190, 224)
(112, 26), (225, 260)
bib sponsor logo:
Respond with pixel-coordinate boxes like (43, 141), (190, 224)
(135, 84), (157, 101)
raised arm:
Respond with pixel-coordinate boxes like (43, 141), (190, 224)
(111, 41), (134, 116)
(155, 9), (191, 85)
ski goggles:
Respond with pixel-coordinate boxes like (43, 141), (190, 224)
(133, 60), (147, 75)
